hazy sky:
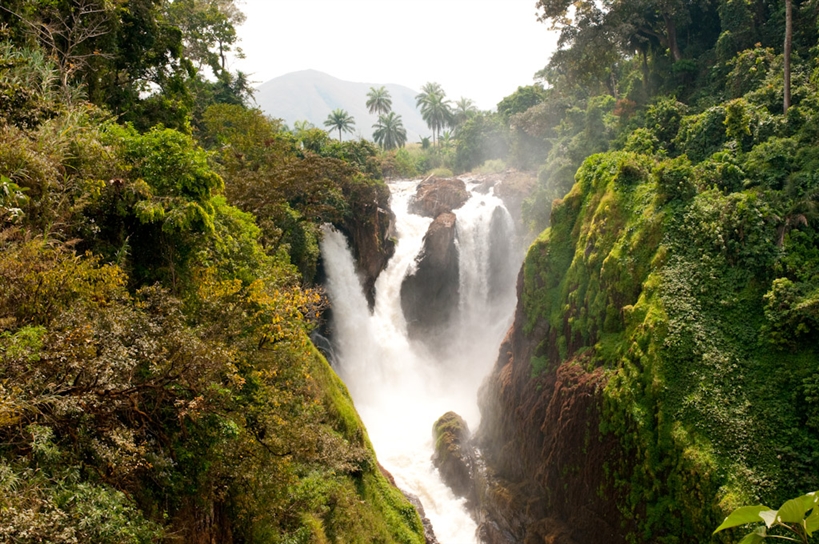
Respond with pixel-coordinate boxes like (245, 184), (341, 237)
(232, 0), (558, 111)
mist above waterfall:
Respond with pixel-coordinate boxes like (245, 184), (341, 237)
(320, 178), (522, 543)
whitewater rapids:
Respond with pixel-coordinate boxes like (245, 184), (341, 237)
(320, 178), (520, 543)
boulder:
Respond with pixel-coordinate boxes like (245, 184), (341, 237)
(431, 412), (478, 507)
(400, 212), (459, 348)
(408, 177), (468, 218)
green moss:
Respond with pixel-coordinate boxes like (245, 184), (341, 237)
(522, 151), (661, 363)
(304, 345), (426, 544)
(519, 136), (819, 541)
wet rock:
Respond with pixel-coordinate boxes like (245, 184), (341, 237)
(408, 177), (469, 218)
(473, 270), (626, 544)
(403, 491), (440, 544)
(339, 203), (396, 309)
(431, 412), (478, 507)
(400, 212), (459, 348)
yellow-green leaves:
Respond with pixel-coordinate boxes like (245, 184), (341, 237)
(714, 491), (819, 542)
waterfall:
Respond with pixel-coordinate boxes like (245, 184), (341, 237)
(320, 178), (521, 543)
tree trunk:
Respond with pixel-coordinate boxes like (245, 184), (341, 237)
(784, 0), (792, 113)
(663, 14), (682, 62)
(642, 49), (650, 95)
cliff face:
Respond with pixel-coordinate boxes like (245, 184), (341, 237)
(472, 153), (658, 542)
(338, 181), (396, 309)
(400, 212), (460, 349)
(400, 178), (469, 352)
(475, 271), (625, 544)
(474, 150), (819, 542)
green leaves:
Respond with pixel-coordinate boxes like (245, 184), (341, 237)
(737, 526), (767, 544)
(714, 491), (819, 543)
(806, 507), (819, 534)
(0, 175), (29, 224)
(372, 112), (407, 150)
(323, 108), (356, 141)
(714, 505), (772, 533)
(777, 494), (815, 524)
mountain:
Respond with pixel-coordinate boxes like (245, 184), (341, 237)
(253, 70), (429, 143)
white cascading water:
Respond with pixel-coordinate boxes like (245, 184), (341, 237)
(320, 178), (520, 543)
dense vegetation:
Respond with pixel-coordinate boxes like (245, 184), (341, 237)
(488, 0), (819, 541)
(3, 0), (818, 540)
(0, 1), (423, 542)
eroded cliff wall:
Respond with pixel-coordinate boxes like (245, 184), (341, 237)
(475, 151), (819, 543)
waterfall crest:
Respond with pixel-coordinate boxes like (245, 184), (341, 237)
(320, 178), (521, 543)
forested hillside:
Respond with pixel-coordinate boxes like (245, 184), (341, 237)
(468, 0), (819, 542)
(0, 2), (421, 542)
(3, 0), (819, 541)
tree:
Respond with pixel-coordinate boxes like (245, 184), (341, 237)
(366, 86), (392, 115)
(454, 112), (509, 172)
(167, 0), (246, 76)
(1, 0), (115, 93)
(497, 86), (546, 119)
(415, 82), (453, 146)
(453, 97), (478, 131)
(293, 119), (315, 132)
(784, 0), (792, 113)
(372, 112), (407, 150)
(324, 108), (356, 141)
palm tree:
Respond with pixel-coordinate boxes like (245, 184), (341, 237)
(323, 109), (356, 141)
(439, 130), (454, 150)
(453, 97), (478, 132)
(366, 86), (392, 115)
(416, 82), (444, 102)
(415, 82), (452, 147)
(372, 112), (407, 150)
(292, 119), (315, 138)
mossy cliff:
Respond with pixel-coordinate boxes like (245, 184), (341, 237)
(476, 147), (819, 542)
(304, 344), (427, 544)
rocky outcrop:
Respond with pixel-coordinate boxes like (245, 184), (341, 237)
(432, 412), (479, 507)
(380, 463), (440, 544)
(339, 202), (395, 309)
(408, 176), (468, 218)
(400, 212), (459, 348)
(403, 492), (441, 544)
(473, 271), (626, 544)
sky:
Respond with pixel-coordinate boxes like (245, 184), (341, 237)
(231, 0), (559, 111)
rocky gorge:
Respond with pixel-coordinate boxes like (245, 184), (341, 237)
(326, 151), (819, 544)
(427, 147), (819, 543)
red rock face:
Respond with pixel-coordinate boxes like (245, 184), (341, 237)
(474, 272), (629, 544)
(408, 177), (469, 218)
